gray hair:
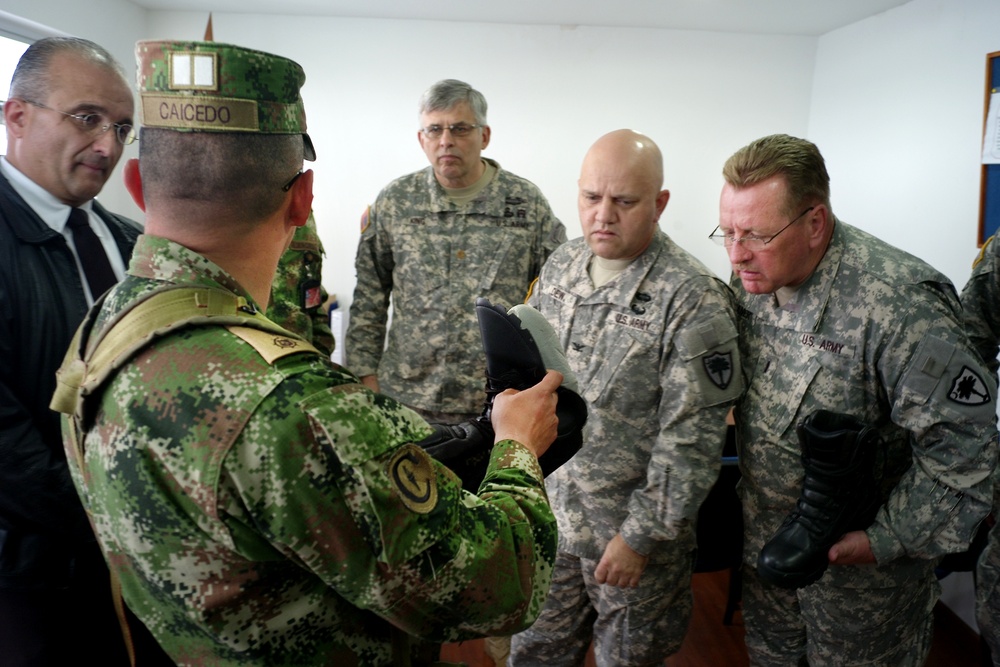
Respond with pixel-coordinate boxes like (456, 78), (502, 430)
(418, 79), (488, 126)
(9, 36), (128, 103)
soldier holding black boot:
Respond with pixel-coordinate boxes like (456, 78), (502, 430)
(712, 133), (998, 666)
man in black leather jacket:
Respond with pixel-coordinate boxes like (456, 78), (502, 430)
(0, 37), (167, 665)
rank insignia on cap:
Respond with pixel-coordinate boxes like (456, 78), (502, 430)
(389, 444), (438, 514)
(170, 52), (217, 90)
(947, 365), (991, 406)
(136, 39), (316, 160)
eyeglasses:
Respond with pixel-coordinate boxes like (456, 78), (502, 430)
(420, 123), (481, 139)
(23, 99), (136, 145)
(281, 170), (304, 192)
(708, 206), (816, 251)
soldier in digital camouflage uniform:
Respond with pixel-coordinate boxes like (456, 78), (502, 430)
(346, 79), (566, 423)
(959, 233), (1000, 664)
(962, 233), (1000, 381)
(56, 40), (562, 666)
(716, 133), (997, 666)
(509, 130), (743, 666)
(268, 210), (335, 357)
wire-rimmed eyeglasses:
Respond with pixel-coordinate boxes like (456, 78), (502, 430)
(420, 123), (481, 139)
(708, 206), (816, 251)
(22, 99), (136, 145)
(281, 170), (304, 192)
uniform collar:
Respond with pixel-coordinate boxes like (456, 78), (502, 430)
(423, 157), (505, 214)
(128, 234), (259, 310)
(552, 230), (669, 309)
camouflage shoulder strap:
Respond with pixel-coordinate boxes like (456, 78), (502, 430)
(51, 284), (320, 422)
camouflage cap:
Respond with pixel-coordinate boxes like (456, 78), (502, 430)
(135, 40), (316, 160)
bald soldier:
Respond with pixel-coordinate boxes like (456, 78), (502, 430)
(54, 40), (561, 665)
(510, 130), (743, 666)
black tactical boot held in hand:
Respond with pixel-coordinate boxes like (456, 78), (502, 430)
(756, 410), (881, 589)
(418, 298), (587, 492)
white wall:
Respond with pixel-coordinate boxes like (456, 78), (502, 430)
(811, 0), (1000, 290)
(141, 12), (816, 310)
(2, 4), (819, 308)
(5, 1), (998, 309)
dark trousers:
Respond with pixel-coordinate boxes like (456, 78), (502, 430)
(0, 545), (174, 666)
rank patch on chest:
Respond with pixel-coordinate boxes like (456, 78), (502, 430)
(947, 365), (991, 406)
(389, 444), (438, 514)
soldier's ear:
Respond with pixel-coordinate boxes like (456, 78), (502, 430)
(806, 205), (829, 248)
(123, 158), (145, 212)
(287, 169), (313, 228)
(654, 189), (670, 220)
(2, 98), (27, 136)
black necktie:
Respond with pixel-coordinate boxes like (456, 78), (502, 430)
(67, 207), (117, 298)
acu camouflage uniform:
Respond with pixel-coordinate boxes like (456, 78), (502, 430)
(960, 233), (1000, 662)
(734, 219), (998, 666)
(61, 235), (557, 665)
(510, 231), (743, 666)
(346, 159), (566, 415)
(267, 212), (335, 357)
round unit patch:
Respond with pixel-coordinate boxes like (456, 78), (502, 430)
(389, 444), (438, 514)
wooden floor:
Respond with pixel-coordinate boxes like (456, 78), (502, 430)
(440, 568), (990, 666)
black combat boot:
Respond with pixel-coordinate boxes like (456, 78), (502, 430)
(418, 298), (587, 492)
(756, 410), (881, 589)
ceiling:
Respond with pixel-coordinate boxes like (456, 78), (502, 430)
(126, 0), (914, 37)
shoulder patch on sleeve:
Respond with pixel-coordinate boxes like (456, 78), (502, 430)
(677, 311), (742, 405)
(903, 334), (995, 414)
(360, 205), (371, 234)
(703, 351), (736, 390)
(947, 365), (992, 406)
(388, 444), (438, 514)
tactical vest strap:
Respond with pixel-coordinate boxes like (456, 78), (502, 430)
(51, 285), (319, 420)
(50, 286), (320, 667)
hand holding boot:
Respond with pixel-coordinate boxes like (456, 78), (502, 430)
(828, 530), (876, 565)
(492, 369), (563, 459)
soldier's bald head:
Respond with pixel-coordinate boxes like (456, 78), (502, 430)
(578, 129), (669, 260)
(581, 129), (664, 194)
